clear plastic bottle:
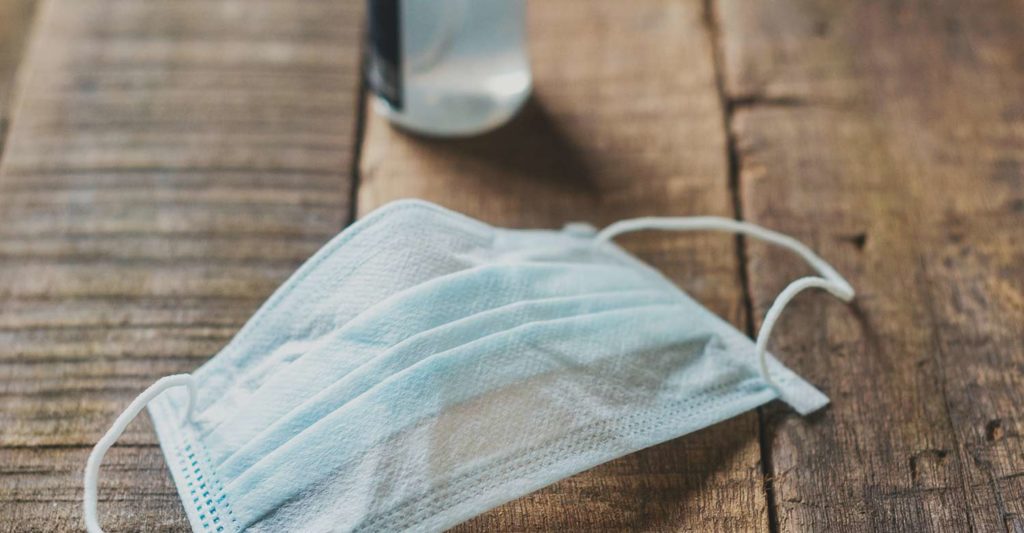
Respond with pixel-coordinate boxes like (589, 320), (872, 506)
(365, 0), (532, 137)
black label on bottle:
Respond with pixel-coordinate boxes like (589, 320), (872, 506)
(365, 0), (402, 110)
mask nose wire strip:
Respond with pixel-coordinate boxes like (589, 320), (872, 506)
(83, 374), (197, 533)
(595, 216), (854, 388)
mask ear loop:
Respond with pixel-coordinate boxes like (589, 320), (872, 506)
(83, 374), (197, 533)
(595, 216), (854, 388)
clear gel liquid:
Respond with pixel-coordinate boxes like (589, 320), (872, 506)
(370, 0), (532, 137)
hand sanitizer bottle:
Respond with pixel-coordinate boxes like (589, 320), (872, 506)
(365, 0), (532, 137)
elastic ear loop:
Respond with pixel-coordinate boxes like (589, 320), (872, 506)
(84, 374), (197, 533)
(596, 216), (855, 388)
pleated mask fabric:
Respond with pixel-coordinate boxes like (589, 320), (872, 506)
(84, 199), (855, 533)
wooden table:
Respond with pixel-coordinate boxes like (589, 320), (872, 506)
(1, 0), (1021, 531)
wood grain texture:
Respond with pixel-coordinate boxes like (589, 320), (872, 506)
(715, 0), (1024, 531)
(0, 0), (362, 530)
(4, 0), (1019, 530)
(2, 446), (184, 532)
(359, 0), (770, 530)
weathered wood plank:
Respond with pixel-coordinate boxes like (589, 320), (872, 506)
(715, 0), (1024, 530)
(0, 446), (183, 532)
(359, 0), (768, 530)
(0, 0), (362, 530)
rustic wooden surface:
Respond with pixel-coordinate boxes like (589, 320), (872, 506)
(1, 0), (1022, 531)
(715, 1), (1024, 531)
(0, 0), (361, 530)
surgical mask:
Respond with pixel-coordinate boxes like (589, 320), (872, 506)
(83, 199), (854, 533)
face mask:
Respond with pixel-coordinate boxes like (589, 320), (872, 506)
(83, 199), (854, 533)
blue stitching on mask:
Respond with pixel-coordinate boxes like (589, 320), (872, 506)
(156, 358), (798, 531)
(171, 430), (240, 532)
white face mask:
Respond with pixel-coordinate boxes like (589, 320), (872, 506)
(83, 199), (854, 532)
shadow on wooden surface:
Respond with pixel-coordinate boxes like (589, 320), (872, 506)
(359, 1), (769, 531)
(394, 97), (600, 197)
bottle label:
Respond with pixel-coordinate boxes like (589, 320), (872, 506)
(365, 0), (402, 110)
